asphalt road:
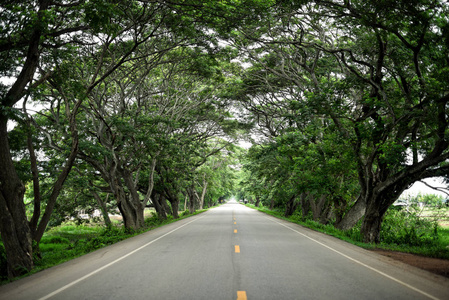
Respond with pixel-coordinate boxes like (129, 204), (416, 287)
(1, 200), (449, 300)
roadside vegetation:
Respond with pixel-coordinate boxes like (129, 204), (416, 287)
(244, 202), (449, 260)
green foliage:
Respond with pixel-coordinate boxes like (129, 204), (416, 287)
(0, 243), (7, 282)
(381, 207), (439, 246)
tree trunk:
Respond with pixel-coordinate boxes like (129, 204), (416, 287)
(335, 195), (366, 230)
(91, 191), (112, 227)
(120, 168), (145, 229)
(0, 120), (33, 277)
(360, 197), (386, 243)
(309, 194), (327, 221)
(255, 196), (260, 207)
(300, 192), (310, 218)
(170, 199), (179, 219)
(187, 188), (196, 213)
(360, 185), (407, 243)
(284, 195), (297, 217)
(199, 176), (208, 210)
(161, 195), (172, 216)
(152, 193), (167, 220)
(117, 197), (139, 230)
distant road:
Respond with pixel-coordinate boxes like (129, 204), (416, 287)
(1, 200), (448, 300)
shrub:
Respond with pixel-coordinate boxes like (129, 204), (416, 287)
(380, 207), (439, 246)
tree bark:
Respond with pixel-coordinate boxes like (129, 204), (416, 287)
(335, 195), (366, 230)
(0, 120), (33, 277)
(284, 195), (298, 217)
(152, 193), (167, 220)
(199, 175), (208, 210)
(309, 194), (327, 221)
(187, 187), (196, 213)
(300, 192), (310, 218)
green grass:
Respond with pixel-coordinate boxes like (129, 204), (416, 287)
(245, 204), (449, 260)
(0, 207), (214, 284)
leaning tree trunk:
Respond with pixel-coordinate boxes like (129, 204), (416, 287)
(335, 195), (366, 231)
(91, 191), (112, 227)
(0, 120), (33, 277)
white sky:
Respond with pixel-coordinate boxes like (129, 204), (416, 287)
(402, 177), (448, 198)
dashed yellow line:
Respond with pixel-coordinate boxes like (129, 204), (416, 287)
(237, 291), (247, 300)
(234, 221), (236, 224)
(235, 245), (240, 253)
(234, 229), (237, 233)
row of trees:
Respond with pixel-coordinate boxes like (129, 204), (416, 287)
(233, 0), (449, 243)
(2, 0), (449, 279)
(0, 0), (268, 278)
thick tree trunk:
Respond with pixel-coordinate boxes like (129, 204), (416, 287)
(360, 183), (408, 243)
(170, 199), (179, 219)
(120, 168), (145, 229)
(117, 197), (139, 230)
(309, 194), (327, 221)
(0, 120), (33, 277)
(360, 198), (386, 243)
(152, 193), (167, 220)
(161, 195), (172, 216)
(335, 195), (366, 230)
(255, 197), (260, 207)
(0, 0), (50, 277)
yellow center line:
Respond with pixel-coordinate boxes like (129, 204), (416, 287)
(237, 291), (247, 300)
(234, 221), (236, 224)
(235, 245), (240, 253)
(234, 229), (237, 233)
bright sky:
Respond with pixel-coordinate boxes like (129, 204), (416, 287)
(402, 177), (448, 198)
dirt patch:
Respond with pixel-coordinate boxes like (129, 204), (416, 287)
(371, 249), (449, 278)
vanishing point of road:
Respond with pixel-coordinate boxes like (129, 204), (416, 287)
(1, 200), (448, 300)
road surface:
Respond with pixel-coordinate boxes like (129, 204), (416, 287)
(1, 200), (448, 300)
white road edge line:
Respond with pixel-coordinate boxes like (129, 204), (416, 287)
(265, 216), (440, 300)
(38, 215), (205, 300)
